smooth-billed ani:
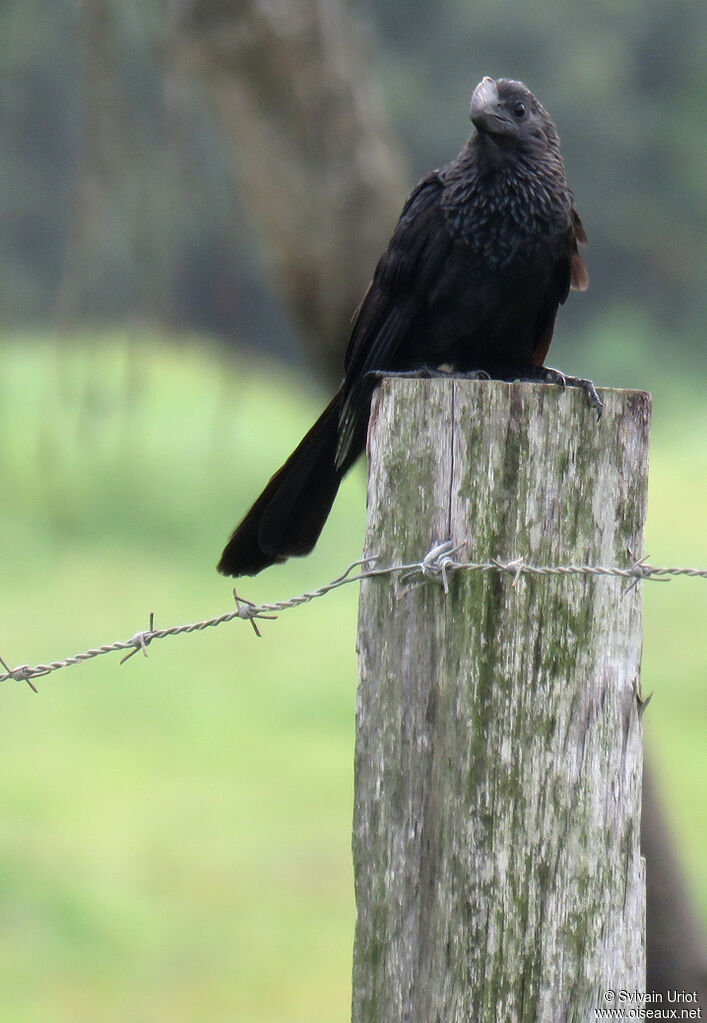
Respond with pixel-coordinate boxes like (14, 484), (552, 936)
(218, 77), (594, 578)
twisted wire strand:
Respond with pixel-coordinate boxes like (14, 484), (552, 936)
(1, 543), (705, 689)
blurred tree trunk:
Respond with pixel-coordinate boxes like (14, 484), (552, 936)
(54, 0), (118, 325)
(642, 764), (707, 1002)
(177, 0), (407, 385)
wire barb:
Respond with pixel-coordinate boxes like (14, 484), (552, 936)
(120, 612), (156, 664)
(0, 654), (42, 692)
(233, 589), (278, 638)
(0, 543), (705, 689)
(416, 540), (466, 593)
(623, 555), (653, 595)
(492, 556), (526, 587)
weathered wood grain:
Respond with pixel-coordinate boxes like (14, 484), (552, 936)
(352, 378), (651, 1023)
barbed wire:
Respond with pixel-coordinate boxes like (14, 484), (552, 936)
(1, 540), (705, 692)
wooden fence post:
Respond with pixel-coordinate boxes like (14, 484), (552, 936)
(352, 378), (651, 1023)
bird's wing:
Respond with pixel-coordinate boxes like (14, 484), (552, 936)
(343, 171), (449, 379)
(336, 171), (452, 464)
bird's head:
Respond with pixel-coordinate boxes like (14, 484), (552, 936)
(470, 77), (559, 152)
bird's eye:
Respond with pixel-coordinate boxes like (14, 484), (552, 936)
(512, 101), (526, 118)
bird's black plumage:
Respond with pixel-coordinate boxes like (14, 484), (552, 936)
(218, 77), (589, 577)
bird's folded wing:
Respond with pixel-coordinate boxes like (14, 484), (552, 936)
(336, 171), (453, 465)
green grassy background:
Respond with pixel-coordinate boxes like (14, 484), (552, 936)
(0, 332), (704, 1022)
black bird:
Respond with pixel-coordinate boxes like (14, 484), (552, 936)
(218, 77), (593, 578)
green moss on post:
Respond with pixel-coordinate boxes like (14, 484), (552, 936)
(352, 378), (650, 1023)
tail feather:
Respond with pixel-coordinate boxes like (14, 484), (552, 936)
(218, 393), (344, 577)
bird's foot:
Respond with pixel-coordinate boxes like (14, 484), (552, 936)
(364, 366), (601, 417)
(538, 367), (603, 420)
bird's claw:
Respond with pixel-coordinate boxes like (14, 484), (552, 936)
(540, 367), (603, 420)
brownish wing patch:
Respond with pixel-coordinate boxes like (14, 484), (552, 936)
(570, 253), (589, 292)
(570, 209), (589, 291)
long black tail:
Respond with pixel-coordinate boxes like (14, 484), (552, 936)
(218, 391), (346, 577)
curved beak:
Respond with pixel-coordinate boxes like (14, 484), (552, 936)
(470, 77), (507, 134)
